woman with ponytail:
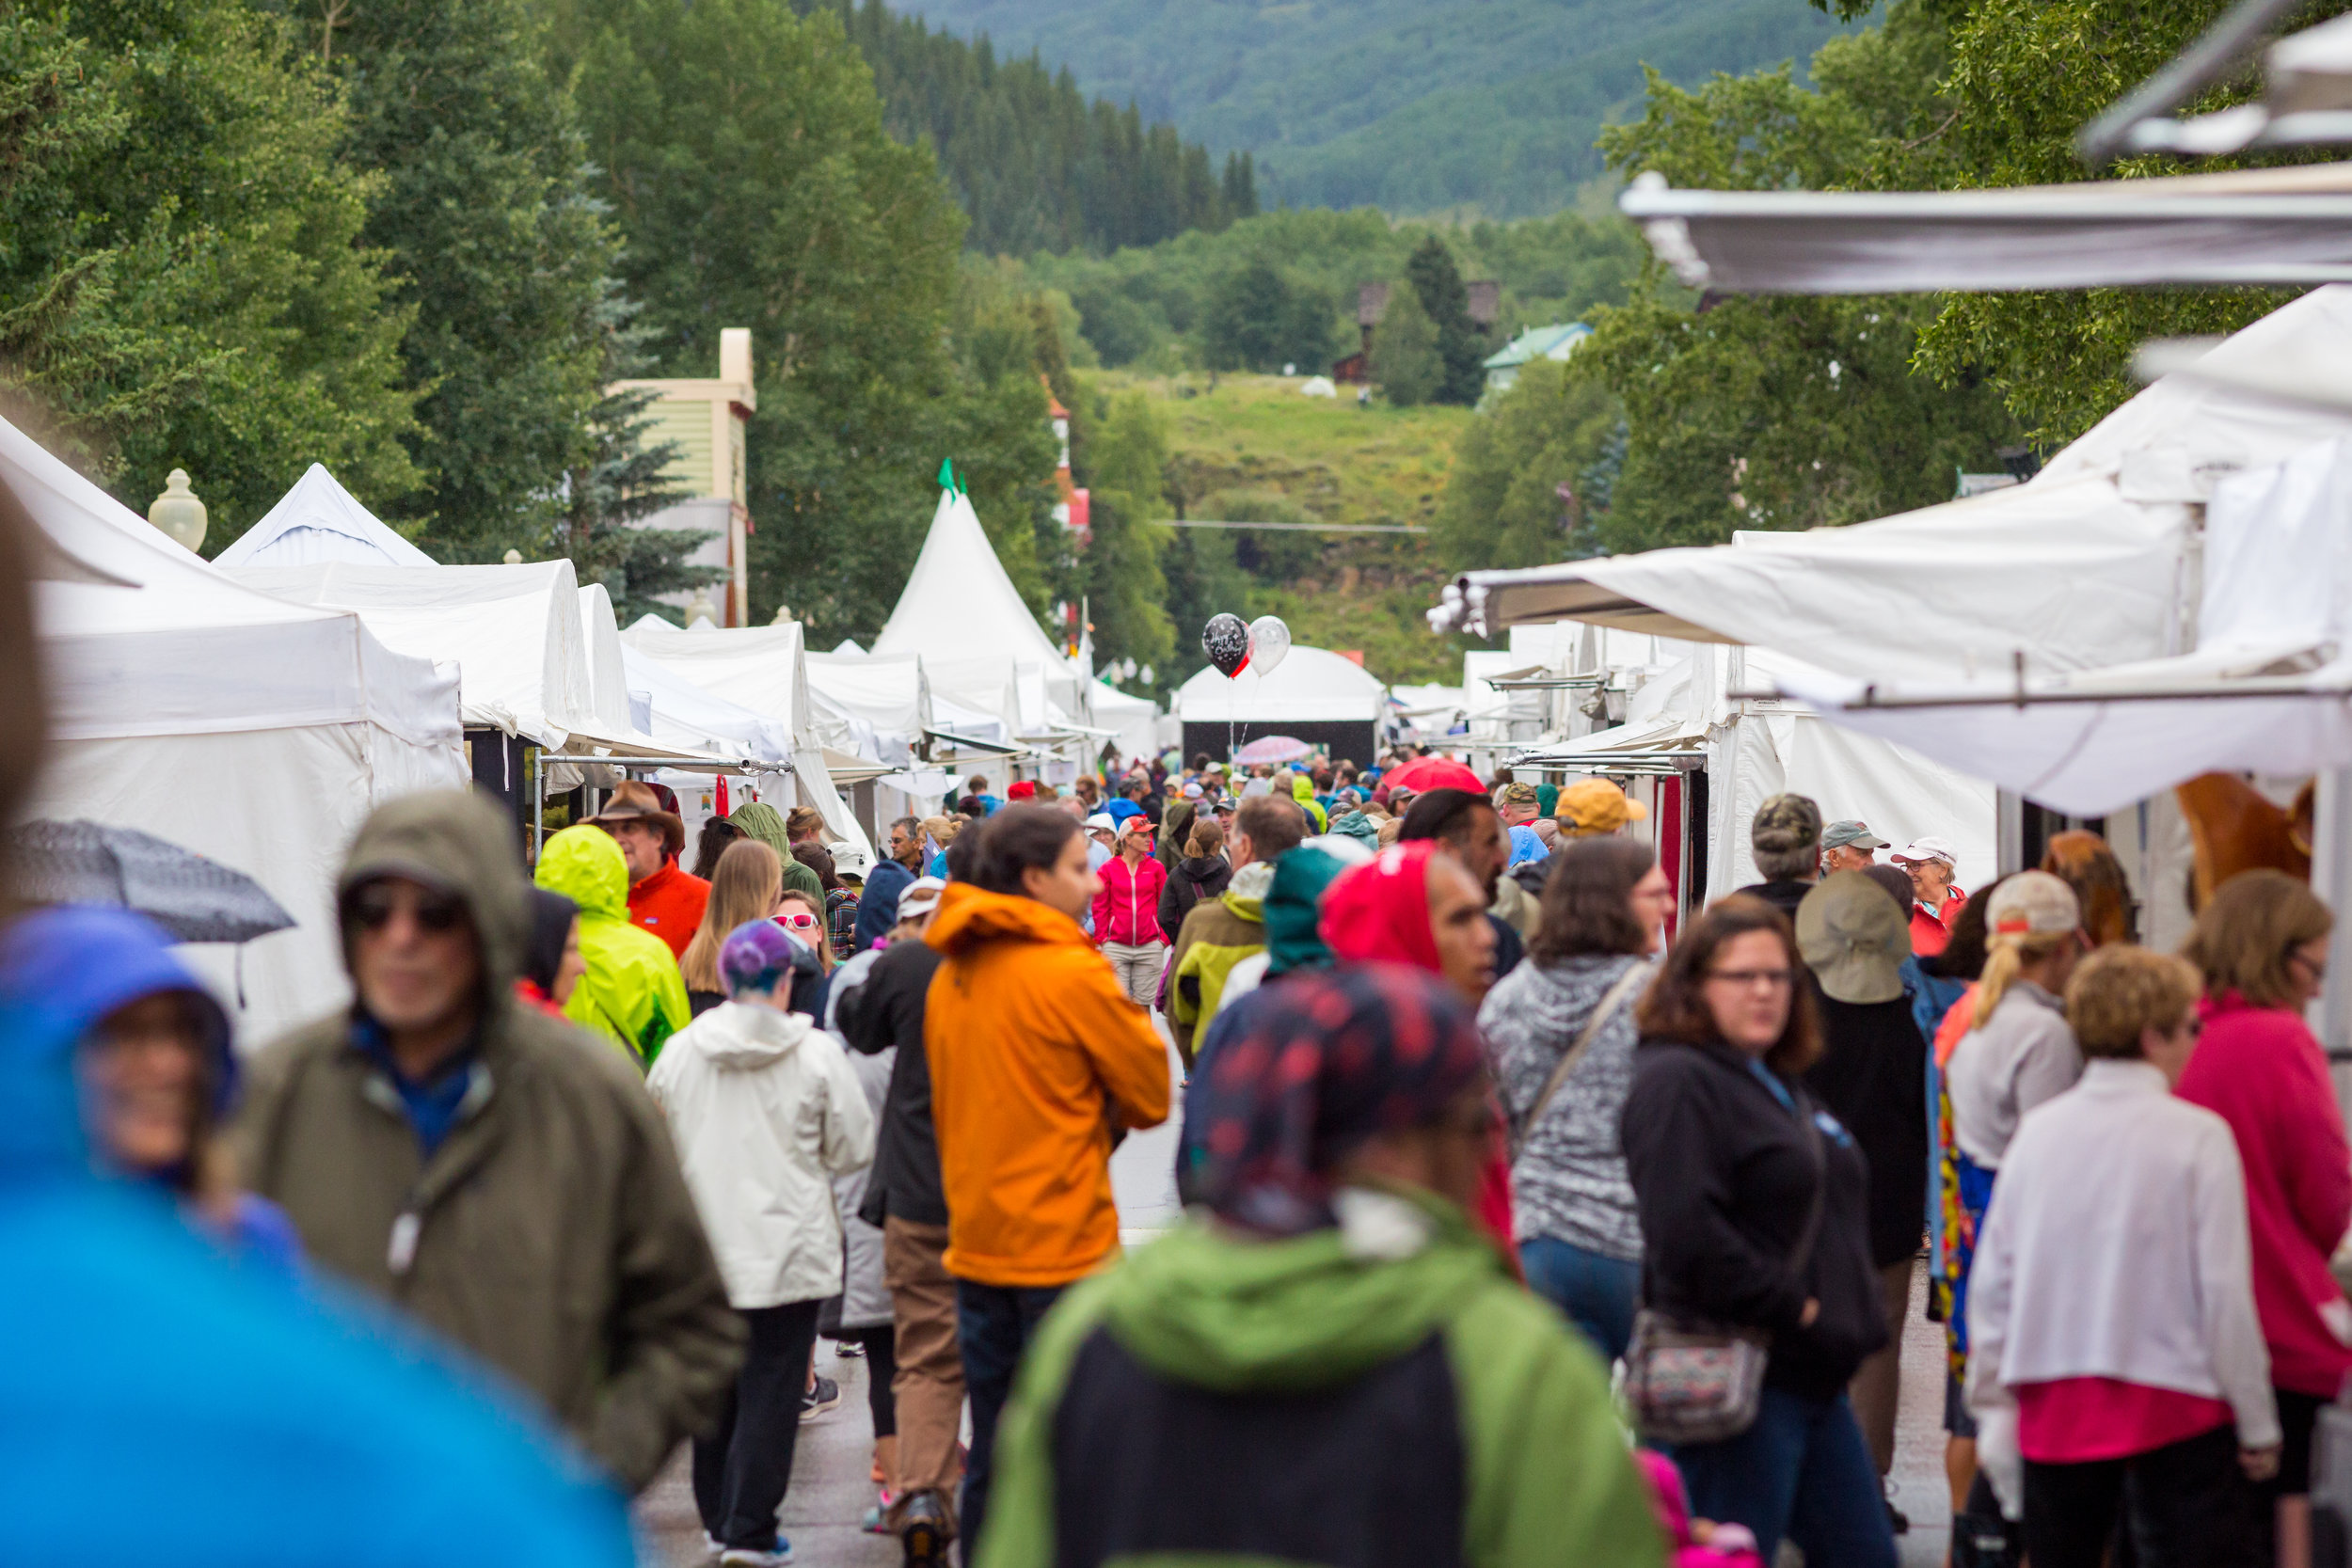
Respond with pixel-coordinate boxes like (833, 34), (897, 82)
(1936, 872), (2088, 1544)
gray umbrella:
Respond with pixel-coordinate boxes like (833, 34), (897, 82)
(14, 819), (296, 944)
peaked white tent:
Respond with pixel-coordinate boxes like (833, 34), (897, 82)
(618, 616), (874, 862)
(10, 424), (465, 1044)
(620, 643), (795, 765)
(1175, 647), (1386, 765)
(803, 651), (928, 766)
(872, 489), (1083, 730)
(228, 560), (615, 750)
(214, 464), (436, 568)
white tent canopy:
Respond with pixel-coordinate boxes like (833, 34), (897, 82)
(1174, 646), (1388, 724)
(803, 650), (929, 765)
(873, 489), (1082, 730)
(1087, 678), (1159, 764)
(618, 642), (793, 765)
(229, 560), (607, 750)
(1619, 161), (2352, 294)
(1438, 288), (2352, 693)
(10, 421), (465, 1045)
(1783, 436), (2352, 817)
(214, 463), (437, 568)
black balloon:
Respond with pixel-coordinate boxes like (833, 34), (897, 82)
(1201, 612), (1251, 678)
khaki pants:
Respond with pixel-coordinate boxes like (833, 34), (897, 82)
(883, 1216), (964, 1529)
(1850, 1258), (1915, 1477)
(1103, 941), (1165, 1008)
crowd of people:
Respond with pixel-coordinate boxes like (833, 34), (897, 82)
(8, 604), (2351, 1568)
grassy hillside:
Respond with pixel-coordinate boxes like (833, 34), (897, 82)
(883, 0), (1866, 216)
(1099, 370), (1479, 686)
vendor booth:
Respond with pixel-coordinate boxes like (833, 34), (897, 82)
(10, 421), (465, 1045)
(1174, 646), (1387, 767)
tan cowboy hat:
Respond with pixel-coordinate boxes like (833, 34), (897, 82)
(586, 780), (684, 860)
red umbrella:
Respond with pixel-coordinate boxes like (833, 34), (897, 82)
(1380, 755), (1486, 794)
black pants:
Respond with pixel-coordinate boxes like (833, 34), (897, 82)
(955, 1278), (1066, 1563)
(851, 1323), (898, 1440)
(2023, 1424), (2264, 1568)
(693, 1300), (821, 1551)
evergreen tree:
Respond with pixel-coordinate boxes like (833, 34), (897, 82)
(813, 0), (1247, 255)
(1371, 282), (1442, 408)
(554, 0), (1052, 645)
(554, 288), (718, 626)
(1200, 260), (1342, 373)
(1434, 359), (1619, 570)
(24, 0), (419, 542)
(298, 0), (618, 560)
(1405, 234), (1486, 406)
(1080, 390), (1174, 674)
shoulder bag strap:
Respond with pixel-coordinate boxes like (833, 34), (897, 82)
(1518, 960), (1651, 1155)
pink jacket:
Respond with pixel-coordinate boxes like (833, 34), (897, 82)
(1091, 852), (1168, 947)
(2177, 992), (2352, 1399)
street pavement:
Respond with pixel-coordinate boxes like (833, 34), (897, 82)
(635, 1028), (1957, 1566)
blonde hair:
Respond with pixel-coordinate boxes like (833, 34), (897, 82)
(920, 815), (962, 849)
(785, 805), (826, 842)
(2181, 868), (2332, 1009)
(2067, 946), (2201, 1059)
(680, 839), (782, 993)
(1972, 928), (2077, 1029)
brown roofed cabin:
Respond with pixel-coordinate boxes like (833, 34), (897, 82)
(1333, 279), (1499, 383)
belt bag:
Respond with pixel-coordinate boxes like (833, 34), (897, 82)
(1624, 1098), (1825, 1446)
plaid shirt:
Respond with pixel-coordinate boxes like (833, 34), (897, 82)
(826, 887), (861, 961)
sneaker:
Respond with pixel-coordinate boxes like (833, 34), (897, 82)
(899, 1493), (951, 1568)
(861, 1503), (891, 1535)
(718, 1539), (792, 1567)
(1885, 1497), (1910, 1535)
(836, 1338), (866, 1358)
(800, 1374), (843, 1421)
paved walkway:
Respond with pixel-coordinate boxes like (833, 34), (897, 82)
(637, 1032), (1960, 1566)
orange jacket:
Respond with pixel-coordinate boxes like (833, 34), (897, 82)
(924, 882), (1170, 1287)
(628, 861), (709, 959)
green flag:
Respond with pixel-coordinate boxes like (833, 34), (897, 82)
(937, 458), (957, 493)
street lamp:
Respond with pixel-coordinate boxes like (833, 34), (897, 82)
(147, 469), (206, 553)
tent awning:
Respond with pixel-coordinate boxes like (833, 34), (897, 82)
(1619, 162), (2352, 293)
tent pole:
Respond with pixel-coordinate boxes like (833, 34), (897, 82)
(2309, 768), (2352, 1123)
(531, 746), (543, 868)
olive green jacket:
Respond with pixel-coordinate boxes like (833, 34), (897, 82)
(233, 792), (742, 1493)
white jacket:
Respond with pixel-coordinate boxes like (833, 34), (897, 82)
(646, 999), (878, 1309)
(1966, 1059), (2278, 1450)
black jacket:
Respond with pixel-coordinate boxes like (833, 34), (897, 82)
(835, 937), (947, 1227)
(1804, 983), (1931, 1269)
(1159, 856), (1232, 940)
(1621, 1038), (1887, 1399)
(1733, 879), (1813, 922)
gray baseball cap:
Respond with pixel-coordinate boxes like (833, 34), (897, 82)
(1821, 820), (1890, 852)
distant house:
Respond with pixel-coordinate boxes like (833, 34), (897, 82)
(1333, 278), (1502, 384)
(1482, 322), (1593, 397)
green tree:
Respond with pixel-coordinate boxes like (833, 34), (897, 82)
(1434, 359), (1620, 568)
(554, 288), (718, 626)
(1405, 234), (1486, 406)
(1579, 3), (2020, 550)
(1372, 280), (1442, 407)
(296, 0), (618, 559)
(554, 0), (1039, 645)
(16, 0), (419, 540)
(1080, 389), (1173, 673)
(1200, 259), (1341, 373)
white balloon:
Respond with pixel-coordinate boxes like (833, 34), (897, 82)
(1246, 615), (1292, 677)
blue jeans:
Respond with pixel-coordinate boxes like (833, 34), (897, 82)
(1666, 1387), (1896, 1567)
(955, 1279), (1065, 1561)
(1518, 1237), (1640, 1363)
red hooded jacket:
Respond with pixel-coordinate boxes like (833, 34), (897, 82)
(1092, 850), (1168, 946)
(1321, 842), (1518, 1257)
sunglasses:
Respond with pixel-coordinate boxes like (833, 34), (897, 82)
(351, 884), (464, 934)
(780, 912), (820, 930)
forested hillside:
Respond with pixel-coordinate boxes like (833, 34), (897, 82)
(810, 0), (1256, 254)
(881, 0), (1864, 216)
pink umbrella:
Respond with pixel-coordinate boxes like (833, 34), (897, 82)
(1380, 754), (1486, 795)
(1232, 735), (1311, 766)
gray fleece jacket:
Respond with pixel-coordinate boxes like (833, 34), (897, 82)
(1477, 953), (1653, 1262)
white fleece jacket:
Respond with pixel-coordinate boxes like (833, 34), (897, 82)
(1967, 1059), (2278, 1451)
(646, 999), (877, 1309)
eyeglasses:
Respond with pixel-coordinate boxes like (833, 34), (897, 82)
(1706, 968), (1794, 990)
(351, 884), (463, 934)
